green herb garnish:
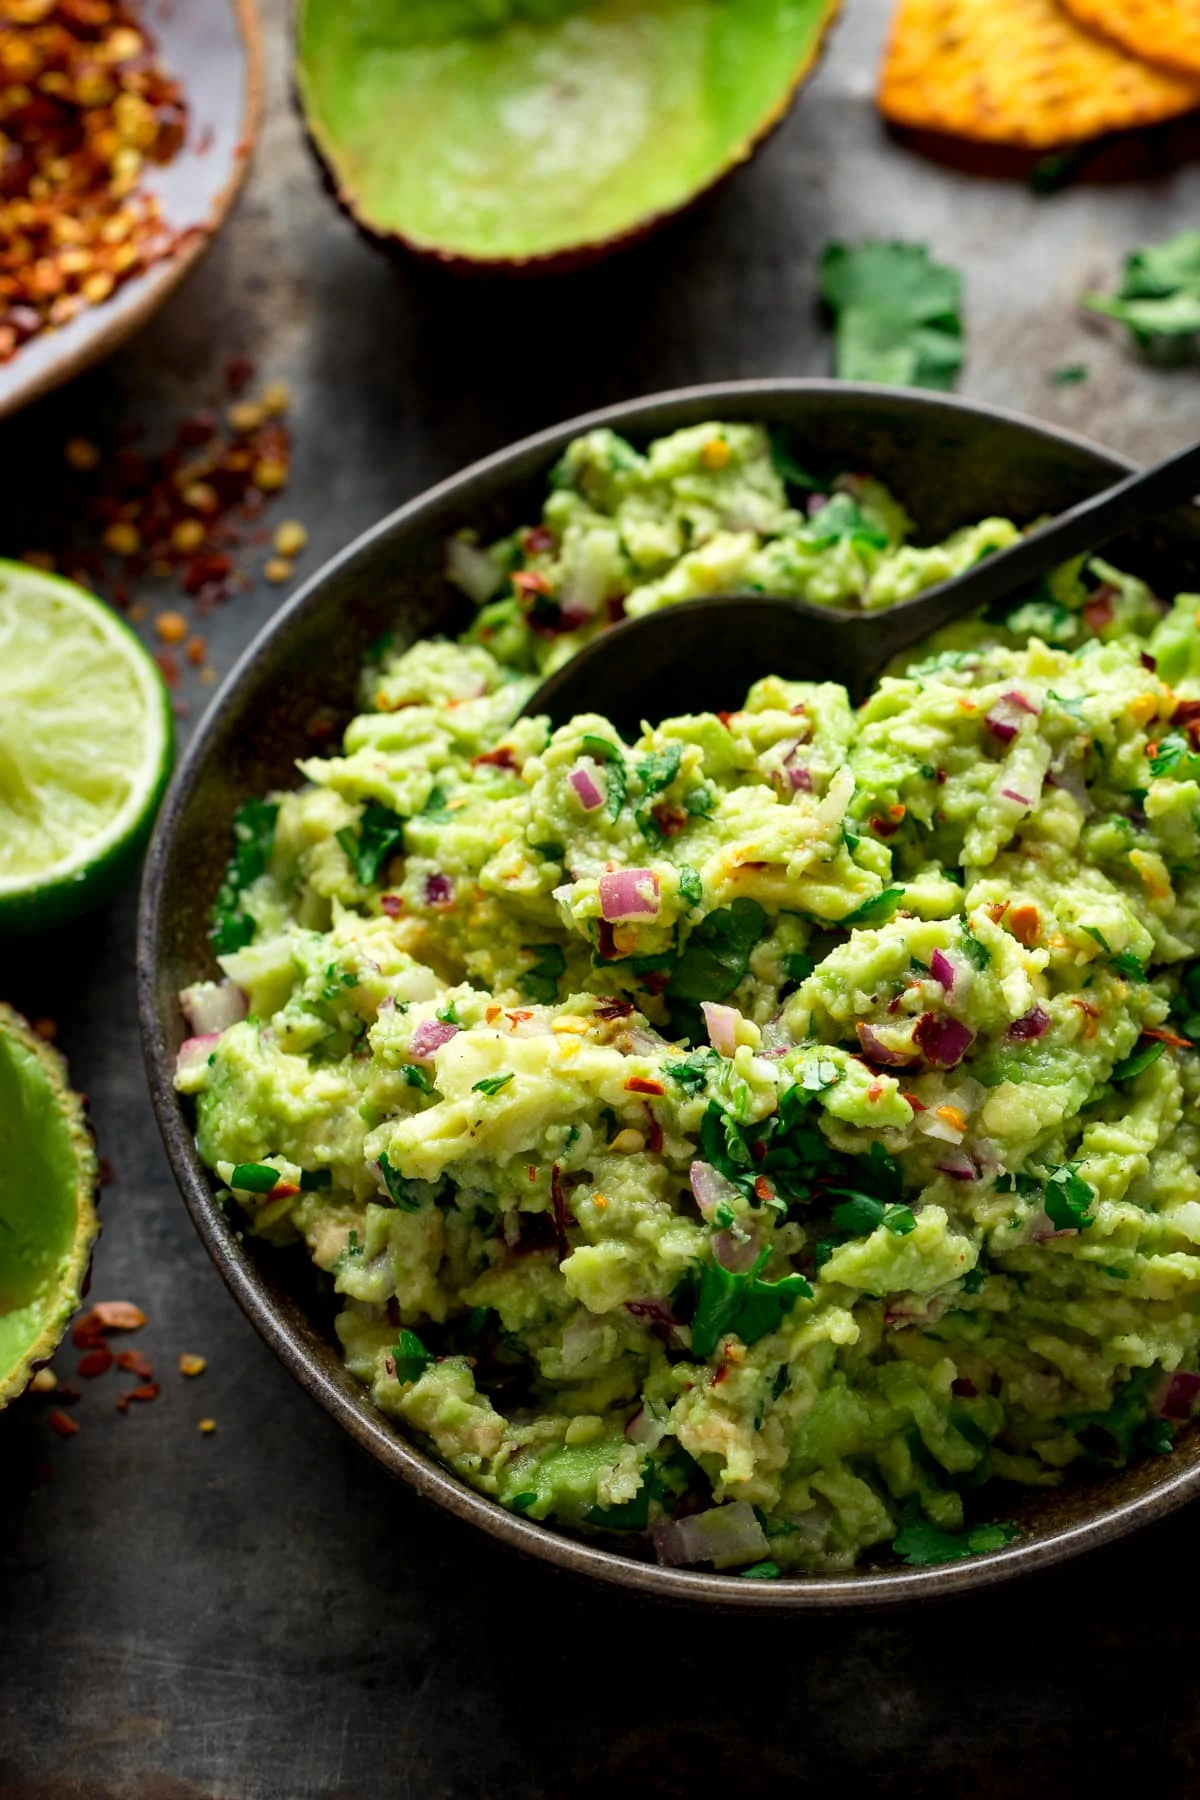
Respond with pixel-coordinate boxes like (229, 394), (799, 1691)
(336, 801), (407, 886)
(473, 1072), (515, 1096)
(819, 240), (964, 391)
(519, 943), (566, 1005)
(580, 734), (627, 820)
(210, 796), (279, 953)
(229, 1161), (282, 1194)
(892, 1508), (1018, 1566)
(378, 1151), (422, 1212)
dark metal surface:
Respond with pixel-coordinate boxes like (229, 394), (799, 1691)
(5, 0), (1200, 1791)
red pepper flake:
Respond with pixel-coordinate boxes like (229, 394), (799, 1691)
(866, 1080), (885, 1103)
(77, 1348), (113, 1378)
(753, 1175), (774, 1204)
(651, 804), (688, 838)
(154, 650), (180, 688)
(936, 768), (948, 785)
(1173, 698), (1200, 746)
(639, 971), (670, 996)
(226, 356), (256, 395)
(870, 814), (901, 838)
(506, 1009), (534, 1026)
(73, 1300), (146, 1344)
(594, 998), (634, 1021)
(596, 920), (619, 961)
(952, 1376), (978, 1398)
(115, 1350), (154, 1379)
(47, 1411), (79, 1439)
(716, 711), (736, 728)
(471, 745), (518, 771)
(116, 1382), (161, 1412)
(522, 525), (556, 555)
(643, 1106), (664, 1155)
(901, 1091), (927, 1112)
(98, 1156), (115, 1187)
(512, 569), (554, 599)
(1144, 1026), (1193, 1049)
(1083, 588), (1116, 635)
(624, 1076), (665, 1096)
(380, 894), (403, 918)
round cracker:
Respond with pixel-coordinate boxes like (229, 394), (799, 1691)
(878, 0), (1200, 148)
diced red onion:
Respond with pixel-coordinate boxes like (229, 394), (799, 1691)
(1025, 1208), (1073, 1243)
(930, 949), (956, 991)
(1153, 1370), (1200, 1421)
(180, 980), (246, 1035)
(176, 1033), (219, 1077)
(935, 1149), (978, 1181)
(410, 1019), (459, 1059)
(424, 873), (454, 907)
(598, 868), (660, 922)
(569, 764), (606, 812)
(856, 1021), (917, 1068)
(782, 742), (813, 791)
(1003, 689), (1040, 715)
(651, 1500), (769, 1569)
(1045, 762), (1092, 814)
(445, 535), (503, 603)
(702, 1001), (740, 1057)
(1001, 788), (1033, 807)
(689, 1160), (742, 1221)
(1008, 1005), (1050, 1041)
(984, 712), (1018, 744)
(624, 1298), (677, 1333)
(885, 1292), (949, 1330)
(806, 493), (830, 516)
(625, 1405), (668, 1448)
(914, 1013), (974, 1068)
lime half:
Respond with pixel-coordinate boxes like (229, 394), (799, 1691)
(0, 1004), (100, 1406)
(0, 560), (174, 934)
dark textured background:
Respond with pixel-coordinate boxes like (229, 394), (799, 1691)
(3, 1), (1200, 1795)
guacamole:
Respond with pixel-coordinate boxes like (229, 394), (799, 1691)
(178, 422), (1200, 1574)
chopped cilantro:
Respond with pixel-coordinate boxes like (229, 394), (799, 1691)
(346, 1230), (362, 1258)
(830, 1194), (916, 1237)
(1084, 231), (1200, 350)
(378, 1151), (422, 1212)
(1149, 733), (1200, 779)
(666, 1060), (708, 1094)
(580, 734), (626, 820)
(1042, 1161), (1097, 1231)
(402, 1065), (434, 1093)
(436, 1002), (460, 1025)
(531, 840), (564, 860)
(423, 785), (450, 818)
(819, 239), (964, 391)
(843, 887), (905, 926)
(519, 943), (566, 1005)
(962, 1263), (987, 1294)
(768, 427), (820, 492)
(210, 797), (279, 954)
(689, 1248), (812, 1359)
(1050, 364), (1089, 386)
(783, 952), (815, 984)
(230, 1161), (282, 1194)
(803, 491), (889, 552)
(740, 1560), (782, 1580)
(637, 744), (682, 794)
(1111, 1038), (1166, 1082)
(683, 785), (714, 818)
(390, 1328), (432, 1384)
(336, 801), (407, 887)
(892, 1508), (1018, 1566)
(958, 919), (990, 970)
(509, 1492), (538, 1512)
(678, 865), (703, 909)
(473, 1072), (515, 1096)
(668, 898), (767, 1004)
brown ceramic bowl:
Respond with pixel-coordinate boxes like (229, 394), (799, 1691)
(139, 381), (1200, 1607)
(0, 0), (263, 422)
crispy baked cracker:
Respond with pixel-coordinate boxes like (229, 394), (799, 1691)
(1062, 0), (1200, 78)
(877, 0), (1200, 147)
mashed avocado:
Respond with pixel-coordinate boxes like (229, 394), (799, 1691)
(179, 422), (1200, 1574)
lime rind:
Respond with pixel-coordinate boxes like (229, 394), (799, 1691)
(0, 560), (174, 934)
(0, 1003), (100, 1407)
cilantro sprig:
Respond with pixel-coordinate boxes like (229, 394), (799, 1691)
(687, 1248), (812, 1359)
(1084, 232), (1200, 352)
(819, 240), (964, 391)
(892, 1507), (1018, 1567)
(336, 802), (407, 886)
(210, 797), (279, 954)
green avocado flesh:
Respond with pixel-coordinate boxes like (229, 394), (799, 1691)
(297, 0), (838, 262)
(0, 1007), (98, 1404)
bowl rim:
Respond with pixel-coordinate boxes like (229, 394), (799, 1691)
(139, 377), (1200, 1608)
(0, 0), (265, 423)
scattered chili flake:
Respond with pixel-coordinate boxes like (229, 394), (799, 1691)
(116, 1381), (160, 1411)
(643, 1105), (664, 1155)
(76, 1347), (113, 1378)
(31, 1016), (56, 1039)
(185, 632), (207, 666)
(1008, 903), (1040, 947)
(550, 1163), (570, 1258)
(97, 1155), (114, 1186)
(198, 1417), (217, 1434)
(154, 649), (180, 686)
(1144, 1026), (1192, 1049)
(74, 1300), (146, 1340)
(115, 1349), (153, 1378)
(263, 556), (292, 583)
(274, 519), (307, 558)
(47, 1410), (79, 1439)
(178, 1352), (207, 1377)
(65, 438), (100, 472)
(624, 1076), (665, 1096)
(753, 1175), (774, 1204)
(471, 745), (518, 771)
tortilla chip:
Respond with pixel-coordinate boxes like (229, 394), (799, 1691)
(1062, 0), (1200, 78)
(878, 0), (1200, 147)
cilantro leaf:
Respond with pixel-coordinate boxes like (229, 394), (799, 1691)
(210, 797), (279, 953)
(390, 1328), (432, 1385)
(689, 1248), (812, 1359)
(678, 865), (703, 909)
(473, 1072), (515, 1096)
(336, 802), (406, 886)
(1084, 232), (1200, 349)
(783, 952), (815, 984)
(1111, 1038), (1166, 1082)
(230, 1161), (283, 1194)
(768, 427), (820, 493)
(1149, 733), (1200, 779)
(519, 943), (566, 1005)
(892, 1507), (1019, 1566)
(803, 491), (889, 552)
(740, 1561), (782, 1580)
(819, 240), (964, 391)
(638, 744), (682, 794)
(842, 887), (906, 927)
(378, 1151), (422, 1212)
(666, 1060), (708, 1094)
(683, 785), (714, 818)
(1042, 1161), (1097, 1231)
(830, 1194), (916, 1237)
(580, 735), (626, 820)
(668, 898), (767, 1003)
(402, 1065), (434, 1093)
(1111, 952), (1149, 984)
(958, 920), (990, 970)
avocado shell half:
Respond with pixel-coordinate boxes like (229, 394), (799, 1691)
(0, 1004), (100, 1407)
(295, 0), (842, 274)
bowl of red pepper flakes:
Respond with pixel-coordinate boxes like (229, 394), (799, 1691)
(0, 0), (263, 420)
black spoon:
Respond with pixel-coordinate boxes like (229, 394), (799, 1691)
(523, 433), (1200, 737)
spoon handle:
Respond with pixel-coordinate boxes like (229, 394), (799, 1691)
(874, 433), (1200, 652)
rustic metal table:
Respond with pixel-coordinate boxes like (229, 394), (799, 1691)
(3, 1), (1200, 1794)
